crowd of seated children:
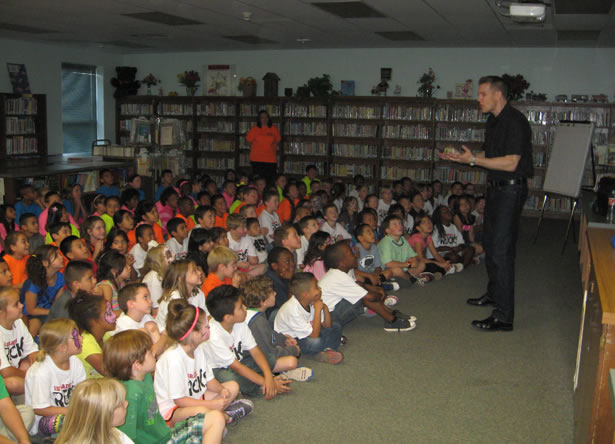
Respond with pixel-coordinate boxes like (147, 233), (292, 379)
(0, 161), (490, 442)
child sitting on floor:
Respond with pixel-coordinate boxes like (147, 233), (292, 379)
(101, 196), (121, 234)
(4, 232), (30, 287)
(302, 231), (330, 280)
(246, 218), (268, 265)
(202, 246), (242, 297)
(166, 217), (189, 261)
(264, 247), (295, 322)
(320, 204), (351, 241)
(19, 212), (44, 254)
(141, 245), (171, 316)
(431, 205), (476, 268)
(226, 214), (266, 277)
(48, 260), (98, 322)
(409, 212), (461, 277)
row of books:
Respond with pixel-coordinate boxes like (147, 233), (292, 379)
(332, 105), (379, 120)
(284, 104), (327, 118)
(382, 124), (431, 140)
(119, 104), (153, 116)
(197, 120), (234, 133)
(382, 145), (432, 161)
(383, 105), (432, 121)
(532, 128), (551, 145)
(434, 106), (484, 123)
(6, 117), (35, 135)
(552, 108), (610, 127)
(435, 127), (485, 142)
(332, 123), (378, 138)
(6, 136), (38, 155)
(524, 195), (571, 212)
(533, 151), (546, 167)
(331, 163), (374, 178)
(4, 97), (38, 115)
(239, 104), (280, 117)
(433, 167), (486, 184)
(159, 103), (192, 116)
(285, 142), (327, 156)
(284, 122), (328, 136)
(239, 152), (250, 167)
(198, 138), (234, 152)
(381, 166), (431, 181)
(62, 171), (99, 193)
(332, 143), (378, 158)
(197, 102), (235, 117)
(521, 109), (549, 125)
(197, 157), (235, 170)
(527, 176), (544, 189)
(283, 160), (325, 175)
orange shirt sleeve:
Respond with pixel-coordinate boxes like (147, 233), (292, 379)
(6, 255), (29, 285)
(276, 199), (291, 224)
(153, 223), (165, 244)
(215, 213), (229, 228)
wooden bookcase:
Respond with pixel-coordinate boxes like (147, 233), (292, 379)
(115, 95), (614, 218)
(0, 93), (47, 170)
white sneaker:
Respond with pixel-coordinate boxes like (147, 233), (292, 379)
(282, 367), (313, 382)
(384, 295), (399, 307)
(382, 281), (400, 291)
(454, 263), (464, 272)
(445, 266), (456, 276)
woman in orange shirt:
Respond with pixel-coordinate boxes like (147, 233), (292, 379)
(245, 110), (281, 186)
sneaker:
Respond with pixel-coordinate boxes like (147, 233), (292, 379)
(225, 399), (254, 425)
(362, 307), (377, 317)
(392, 309), (417, 322)
(283, 366), (313, 382)
(382, 281), (400, 292)
(454, 263), (464, 272)
(433, 272), (443, 280)
(384, 295), (399, 307)
(473, 256), (481, 265)
(416, 272), (434, 284)
(384, 317), (416, 332)
(445, 266), (456, 276)
(314, 348), (344, 365)
(340, 335), (348, 345)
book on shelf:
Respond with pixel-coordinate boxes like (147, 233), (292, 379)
(332, 123), (377, 138)
(6, 136), (38, 155)
(332, 105), (379, 119)
(533, 151), (546, 167)
(197, 158), (235, 170)
(332, 143), (378, 158)
(239, 152), (250, 167)
(525, 195), (571, 212)
(283, 160), (325, 175)
(382, 124), (431, 140)
(199, 138), (234, 152)
(551, 108), (610, 127)
(434, 106), (484, 122)
(381, 166), (431, 182)
(120, 103), (153, 115)
(433, 166), (486, 184)
(239, 104), (280, 117)
(330, 163), (374, 178)
(284, 121), (327, 136)
(435, 126), (484, 142)
(197, 102), (235, 116)
(197, 119), (234, 133)
(130, 118), (152, 144)
(383, 105), (432, 121)
(284, 103), (327, 118)
(4, 96), (37, 115)
(519, 108), (549, 125)
(382, 145), (432, 161)
(5, 117), (35, 135)
(285, 142), (327, 156)
(62, 171), (99, 193)
(159, 103), (192, 116)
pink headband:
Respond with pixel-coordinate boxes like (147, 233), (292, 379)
(178, 308), (199, 341)
(179, 180), (189, 188)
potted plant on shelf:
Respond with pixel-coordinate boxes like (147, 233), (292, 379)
(417, 68), (440, 98)
(141, 73), (159, 95)
(238, 77), (257, 97)
(178, 71), (200, 96)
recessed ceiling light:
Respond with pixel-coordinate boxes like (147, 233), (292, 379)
(297, 38), (312, 43)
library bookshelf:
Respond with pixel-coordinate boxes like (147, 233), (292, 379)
(116, 95), (615, 218)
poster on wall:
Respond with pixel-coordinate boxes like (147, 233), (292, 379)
(340, 80), (355, 96)
(205, 65), (234, 96)
(455, 79), (474, 99)
(7, 63), (31, 94)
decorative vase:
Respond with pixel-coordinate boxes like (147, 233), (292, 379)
(146, 86), (152, 95)
(242, 85), (256, 97)
(186, 87), (197, 96)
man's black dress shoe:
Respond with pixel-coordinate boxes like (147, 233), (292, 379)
(466, 294), (494, 306)
(471, 316), (513, 331)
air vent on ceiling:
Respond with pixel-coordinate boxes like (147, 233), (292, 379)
(0, 22), (56, 34)
(554, 0), (614, 14)
(223, 35), (277, 44)
(121, 12), (203, 26)
(104, 40), (152, 49)
(376, 31), (423, 41)
(557, 30), (601, 41)
(129, 33), (165, 38)
(311, 2), (386, 18)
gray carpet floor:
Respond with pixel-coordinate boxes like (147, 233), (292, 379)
(225, 218), (580, 444)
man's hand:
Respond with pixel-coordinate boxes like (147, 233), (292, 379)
(439, 145), (473, 164)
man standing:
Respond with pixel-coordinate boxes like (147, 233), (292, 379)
(441, 76), (532, 331)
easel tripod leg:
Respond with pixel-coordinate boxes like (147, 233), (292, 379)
(562, 198), (578, 254)
(534, 193), (548, 244)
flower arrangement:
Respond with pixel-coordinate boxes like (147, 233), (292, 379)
(177, 71), (200, 88)
(142, 73), (159, 87)
(417, 68), (440, 98)
(238, 77), (257, 92)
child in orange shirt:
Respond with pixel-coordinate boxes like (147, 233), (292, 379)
(176, 197), (196, 232)
(212, 195), (229, 228)
(114, 209), (136, 250)
(134, 201), (165, 245)
(201, 246), (242, 297)
(4, 232), (30, 287)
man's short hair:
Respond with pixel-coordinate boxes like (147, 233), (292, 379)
(479, 75), (508, 100)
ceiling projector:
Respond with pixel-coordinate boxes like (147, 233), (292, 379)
(509, 3), (546, 23)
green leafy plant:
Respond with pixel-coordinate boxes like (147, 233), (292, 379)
(296, 74), (338, 97)
(417, 68), (439, 98)
(501, 74), (530, 101)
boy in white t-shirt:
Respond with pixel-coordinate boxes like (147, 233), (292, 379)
(274, 272), (343, 364)
(320, 204), (351, 241)
(112, 283), (168, 357)
(0, 287), (38, 396)
(129, 224), (157, 277)
(319, 241), (415, 333)
(246, 218), (268, 265)
(226, 214), (266, 277)
(377, 185), (396, 225)
(206, 285), (291, 398)
(258, 190), (282, 243)
(165, 218), (189, 260)
(297, 215), (320, 270)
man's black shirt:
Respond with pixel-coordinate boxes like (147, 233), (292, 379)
(483, 103), (533, 181)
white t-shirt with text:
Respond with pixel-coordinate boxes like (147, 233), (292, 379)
(0, 319), (38, 370)
(206, 319), (257, 368)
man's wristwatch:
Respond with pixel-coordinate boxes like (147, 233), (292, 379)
(469, 154), (476, 167)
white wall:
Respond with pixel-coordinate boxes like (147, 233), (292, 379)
(0, 38), (122, 155)
(125, 47), (615, 100)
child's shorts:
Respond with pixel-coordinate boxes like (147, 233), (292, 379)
(168, 412), (206, 444)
